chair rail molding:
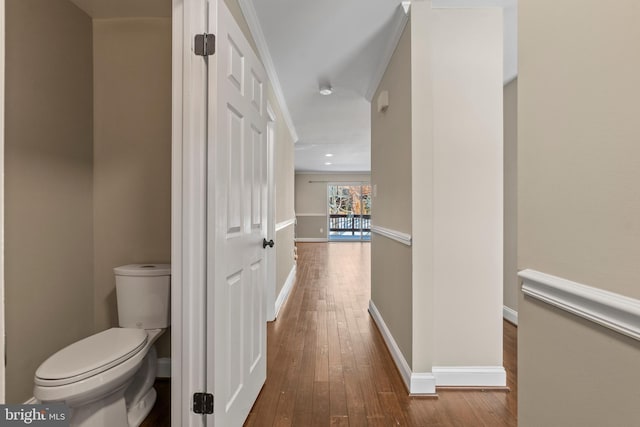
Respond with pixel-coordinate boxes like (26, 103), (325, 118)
(371, 225), (412, 246)
(275, 218), (295, 231)
(295, 238), (328, 243)
(519, 269), (640, 341)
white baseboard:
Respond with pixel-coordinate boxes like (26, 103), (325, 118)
(368, 300), (436, 394)
(275, 264), (297, 319)
(433, 366), (507, 387)
(503, 305), (518, 325)
(295, 238), (327, 243)
(157, 357), (171, 378)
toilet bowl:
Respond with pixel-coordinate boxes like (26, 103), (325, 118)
(33, 264), (170, 427)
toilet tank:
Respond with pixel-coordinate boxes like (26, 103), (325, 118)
(113, 264), (171, 329)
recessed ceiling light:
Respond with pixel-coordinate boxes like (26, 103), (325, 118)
(325, 153), (334, 157)
(319, 84), (333, 96)
(324, 162), (332, 166)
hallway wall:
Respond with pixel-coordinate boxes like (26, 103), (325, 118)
(294, 173), (371, 241)
(518, 0), (640, 425)
(371, 3), (503, 389)
(92, 17), (172, 358)
(371, 21), (413, 366)
(503, 78), (518, 315)
(4, 0), (94, 403)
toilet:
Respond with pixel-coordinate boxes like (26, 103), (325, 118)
(33, 264), (171, 427)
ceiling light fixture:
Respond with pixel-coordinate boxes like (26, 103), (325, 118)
(319, 83), (333, 96)
(324, 162), (332, 166)
(325, 153), (334, 157)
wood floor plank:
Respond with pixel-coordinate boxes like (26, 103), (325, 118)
(244, 243), (517, 427)
(143, 242), (518, 426)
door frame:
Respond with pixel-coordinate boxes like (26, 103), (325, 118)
(266, 103), (277, 321)
(172, 0), (274, 423)
(172, 0), (208, 425)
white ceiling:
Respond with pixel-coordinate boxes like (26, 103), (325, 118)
(251, 0), (407, 173)
(69, 0), (170, 18)
(249, 0), (517, 173)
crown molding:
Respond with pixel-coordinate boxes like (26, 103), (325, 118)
(237, 0), (299, 143)
(364, 5), (410, 101)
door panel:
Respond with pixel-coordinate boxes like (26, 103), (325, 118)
(208, 0), (268, 425)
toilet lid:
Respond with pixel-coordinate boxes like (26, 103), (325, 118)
(35, 328), (147, 386)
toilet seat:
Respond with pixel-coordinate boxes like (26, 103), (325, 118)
(35, 328), (147, 387)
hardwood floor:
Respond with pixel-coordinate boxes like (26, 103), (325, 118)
(245, 242), (517, 426)
(143, 242), (518, 426)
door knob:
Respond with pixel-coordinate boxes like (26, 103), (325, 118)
(263, 238), (274, 249)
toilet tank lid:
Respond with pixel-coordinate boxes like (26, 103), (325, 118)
(35, 328), (147, 384)
(114, 263), (171, 277)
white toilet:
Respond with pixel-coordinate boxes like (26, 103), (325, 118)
(34, 264), (171, 427)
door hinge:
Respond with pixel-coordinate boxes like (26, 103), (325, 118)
(195, 33), (216, 56)
(193, 392), (214, 414)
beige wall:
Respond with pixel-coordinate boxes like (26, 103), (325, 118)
(295, 216), (327, 240)
(269, 83), (295, 304)
(93, 18), (172, 357)
(271, 87), (296, 225)
(4, 0), (94, 403)
(371, 21), (413, 365)
(409, 4), (435, 372)
(371, 20), (412, 235)
(503, 78), (518, 313)
(519, 0), (640, 425)
(372, 4), (503, 378)
(431, 8), (503, 366)
(295, 173), (371, 240)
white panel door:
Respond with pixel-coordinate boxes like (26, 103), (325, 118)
(207, 0), (268, 425)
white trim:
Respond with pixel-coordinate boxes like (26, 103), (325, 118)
(266, 101), (277, 324)
(274, 265), (297, 319)
(503, 306), (518, 325)
(24, 397), (38, 405)
(371, 225), (412, 246)
(364, 6), (410, 101)
(237, 0), (299, 143)
(295, 171), (372, 175)
(266, 102), (276, 122)
(157, 357), (172, 378)
(296, 213), (326, 217)
(275, 218), (296, 231)
(368, 301), (436, 394)
(295, 238), (328, 243)
(172, 0), (207, 424)
(433, 366), (507, 387)
(519, 269), (640, 341)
